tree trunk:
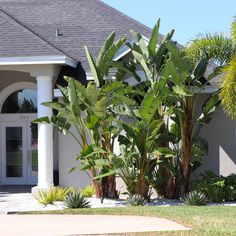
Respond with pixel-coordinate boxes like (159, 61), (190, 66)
(101, 175), (118, 198)
(136, 172), (150, 200)
(180, 99), (192, 197)
(92, 179), (103, 198)
(100, 131), (118, 199)
(92, 176), (118, 199)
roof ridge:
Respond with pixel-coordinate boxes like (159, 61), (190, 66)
(0, 9), (77, 62)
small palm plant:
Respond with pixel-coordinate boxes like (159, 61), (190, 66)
(64, 192), (90, 209)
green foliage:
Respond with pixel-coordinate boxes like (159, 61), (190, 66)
(192, 172), (236, 202)
(183, 191), (208, 206)
(186, 18), (236, 119)
(186, 33), (235, 65)
(64, 192), (90, 209)
(127, 194), (147, 206)
(34, 187), (74, 205)
(219, 55), (236, 119)
(80, 185), (95, 197)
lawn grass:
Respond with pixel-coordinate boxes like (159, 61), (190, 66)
(21, 206), (236, 235)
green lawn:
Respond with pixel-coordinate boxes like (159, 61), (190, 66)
(22, 206), (236, 235)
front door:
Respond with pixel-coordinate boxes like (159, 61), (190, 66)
(1, 115), (38, 185)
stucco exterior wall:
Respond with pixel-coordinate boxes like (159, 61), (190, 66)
(0, 71), (35, 92)
(195, 94), (236, 177)
(58, 126), (91, 189)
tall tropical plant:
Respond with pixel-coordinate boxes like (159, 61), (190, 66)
(186, 17), (236, 119)
(154, 42), (220, 197)
(34, 32), (129, 198)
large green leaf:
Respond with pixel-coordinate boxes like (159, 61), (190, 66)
(132, 50), (152, 81)
(77, 144), (106, 161)
(41, 102), (66, 112)
(93, 96), (107, 119)
(86, 82), (98, 104)
(172, 85), (193, 97)
(139, 88), (161, 122)
(96, 31), (116, 69)
(32, 116), (50, 124)
(130, 30), (149, 59)
(148, 19), (160, 57)
(99, 37), (127, 75)
(68, 78), (81, 117)
(85, 45), (101, 87)
(193, 59), (208, 79)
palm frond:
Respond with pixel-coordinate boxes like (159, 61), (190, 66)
(231, 16), (236, 44)
(186, 33), (235, 65)
(219, 55), (236, 119)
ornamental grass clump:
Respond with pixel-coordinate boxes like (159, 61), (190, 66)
(34, 187), (75, 205)
(80, 185), (95, 197)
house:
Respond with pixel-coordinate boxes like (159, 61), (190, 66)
(0, 0), (235, 192)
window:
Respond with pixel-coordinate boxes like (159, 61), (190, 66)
(1, 89), (37, 113)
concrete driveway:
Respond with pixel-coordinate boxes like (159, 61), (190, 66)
(0, 214), (190, 235)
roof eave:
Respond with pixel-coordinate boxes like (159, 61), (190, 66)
(0, 55), (78, 68)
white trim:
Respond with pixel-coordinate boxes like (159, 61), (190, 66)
(0, 82), (37, 112)
(0, 55), (77, 68)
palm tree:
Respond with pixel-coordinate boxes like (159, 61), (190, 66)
(186, 17), (236, 119)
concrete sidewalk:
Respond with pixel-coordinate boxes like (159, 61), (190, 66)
(0, 214), (190, 235)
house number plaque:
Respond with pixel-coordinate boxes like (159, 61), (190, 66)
(20, 115), (29, 120)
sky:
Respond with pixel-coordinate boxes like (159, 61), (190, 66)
(102, 0), (235, 46)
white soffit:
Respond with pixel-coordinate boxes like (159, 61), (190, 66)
(0, 55), (77, 68)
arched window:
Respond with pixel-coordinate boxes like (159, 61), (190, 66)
(1, 89), (37, 113)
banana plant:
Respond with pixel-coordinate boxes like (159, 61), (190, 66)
(153, 42), (220, 198)
(87, 88), (165, 200)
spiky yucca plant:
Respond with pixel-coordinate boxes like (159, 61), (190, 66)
(183, 191), (208, 206)
(64, 192), (90, 208)
(127, 194), (147, 206)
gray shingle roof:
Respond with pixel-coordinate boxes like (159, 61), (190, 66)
(0, 9), (64, 58)
(0, 0), (159, 71)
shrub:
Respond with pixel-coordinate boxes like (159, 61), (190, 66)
(192, 172), (236, 202)
(183, 191), (208, 206)
(127, 194), (147, 206)
(64, 192), (90, 208)
(34, 187), (75, 205)
(80, 185), (95, 197)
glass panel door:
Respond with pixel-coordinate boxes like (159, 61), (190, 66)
(2, 123), (27, 184)
(6, 127), (23, 177)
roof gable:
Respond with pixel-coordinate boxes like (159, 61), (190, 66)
(0, 0), (160, 70)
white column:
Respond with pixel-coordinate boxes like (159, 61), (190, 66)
(36, 75), (54, 188)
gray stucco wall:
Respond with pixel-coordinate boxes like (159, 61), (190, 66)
(195, 94), (236, 177)
(0, 70), (35, 92)
(58, 126), (91, 189)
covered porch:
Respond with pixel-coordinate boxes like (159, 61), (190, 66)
(0, 56), (77, 192)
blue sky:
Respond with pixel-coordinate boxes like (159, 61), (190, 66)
(102, 0), (235, 46)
